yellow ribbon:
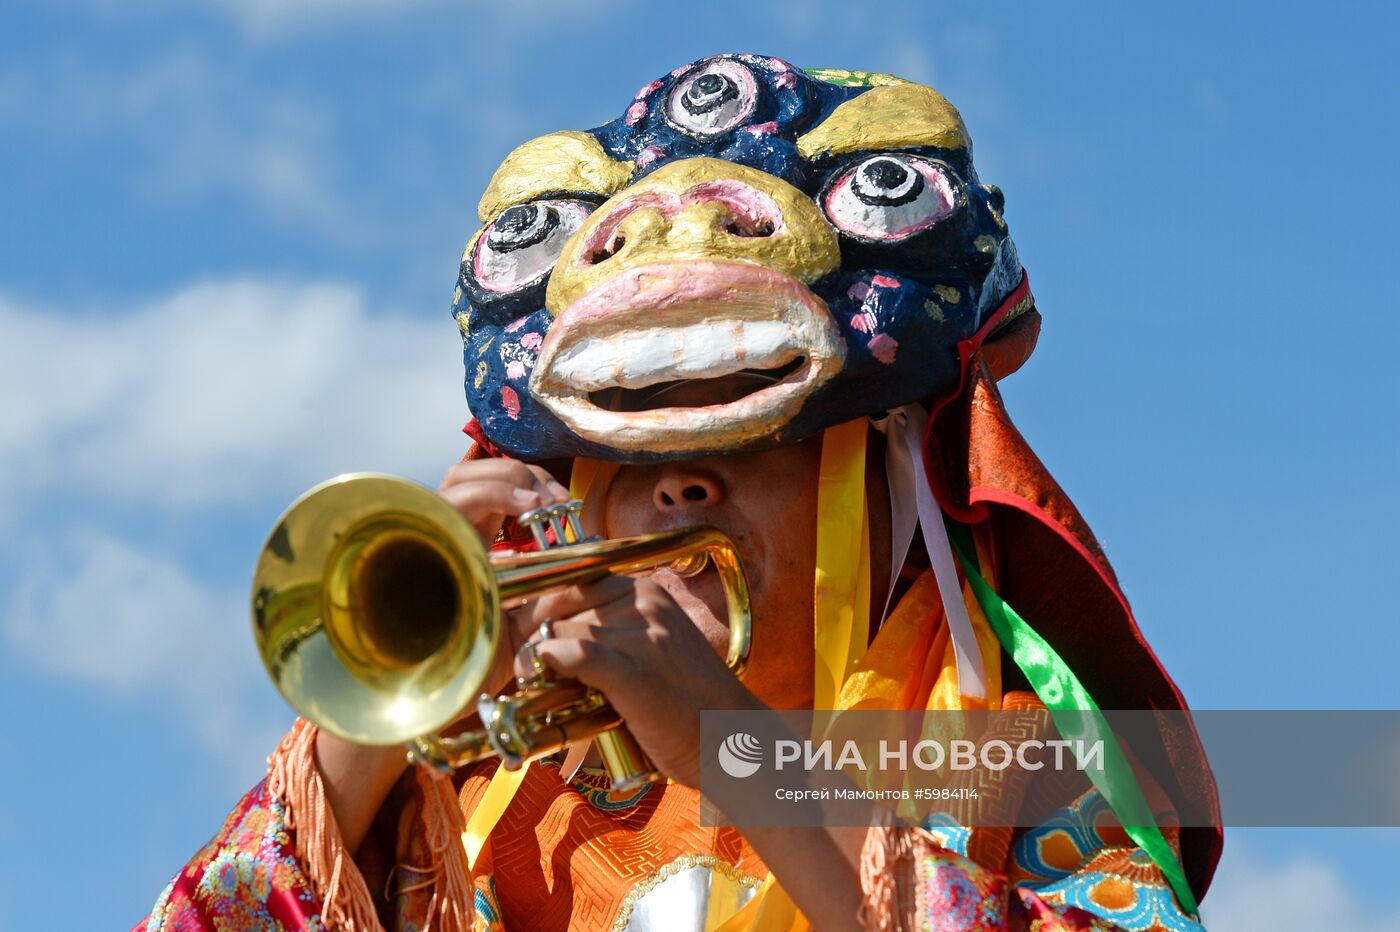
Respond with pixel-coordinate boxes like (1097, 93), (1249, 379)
(712, 875), (811, 932)
(812, 419), (871, 712)
(569, 456), (600, 504)
(570, 456), (619, 536)
(459, 761), (529, 869)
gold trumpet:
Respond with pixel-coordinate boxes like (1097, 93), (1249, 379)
(252, 473), (751, 791)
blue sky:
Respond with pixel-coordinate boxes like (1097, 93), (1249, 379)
(2, 1), (1396, 928)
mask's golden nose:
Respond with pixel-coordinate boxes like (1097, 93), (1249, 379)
(545, 157), (840, 313)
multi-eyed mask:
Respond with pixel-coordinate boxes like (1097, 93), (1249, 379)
(454, 55), (1031, 462)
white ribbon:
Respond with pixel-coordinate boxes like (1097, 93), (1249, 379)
(872, 405), (987, 700)
(559, 740), (590, 784)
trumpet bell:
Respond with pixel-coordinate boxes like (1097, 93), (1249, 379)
(252, 473), (500, 746)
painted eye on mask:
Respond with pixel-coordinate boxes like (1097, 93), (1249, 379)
(472, 199), (594, 293)
(822, 155), (959, 242)
(665, 60), (758, 138)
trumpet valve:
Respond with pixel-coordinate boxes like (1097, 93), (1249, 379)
(517, 499), (587, 549)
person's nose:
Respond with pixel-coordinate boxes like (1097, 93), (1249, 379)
(652, 469), (724, 512)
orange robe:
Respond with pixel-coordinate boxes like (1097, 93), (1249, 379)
(136, 566), (1204, 931)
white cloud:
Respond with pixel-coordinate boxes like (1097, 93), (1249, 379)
(5, 529), (287, 775)
(0, 278), (470, 513)
(0, 276), (474, 775)
(1200, 836), (1400, 931)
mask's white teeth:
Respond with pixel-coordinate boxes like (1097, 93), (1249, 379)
(550, 319), (803, 393)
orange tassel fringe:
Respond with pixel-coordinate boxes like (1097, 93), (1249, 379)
(412, 765), (473, 932)
(267, 719), (473, 932)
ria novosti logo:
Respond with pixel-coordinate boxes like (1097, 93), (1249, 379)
(717, 732), (763, 778)
(714, 731), (1107, 779)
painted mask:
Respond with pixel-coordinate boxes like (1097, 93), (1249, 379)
(454, 54), (1030, 462)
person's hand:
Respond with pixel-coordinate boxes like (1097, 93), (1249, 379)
(436, 457), (572, 697)
(437, 457), (572, 541)
(513, 573), (762, 788)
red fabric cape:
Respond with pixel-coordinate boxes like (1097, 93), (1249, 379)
(925, 275), (1223, 900)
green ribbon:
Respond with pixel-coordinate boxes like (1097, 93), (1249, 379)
(945, 519), (1199, 915)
